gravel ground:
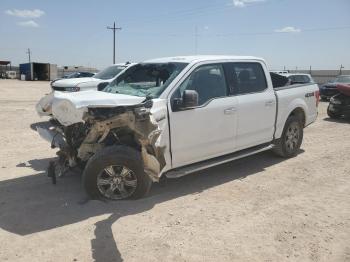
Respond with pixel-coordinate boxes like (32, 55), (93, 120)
(0, 80), (349, 262)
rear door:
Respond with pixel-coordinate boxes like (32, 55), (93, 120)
(168, 63), (238, 168)
(224, 62), (276, 150)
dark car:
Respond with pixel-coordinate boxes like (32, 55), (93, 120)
(320, 75), (350, 100)
(327, 84), (350, 119)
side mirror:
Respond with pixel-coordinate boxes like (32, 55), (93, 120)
(172, 90), (199, 111)
(182, 90), (199, 108)
(97, 82), (109, 91)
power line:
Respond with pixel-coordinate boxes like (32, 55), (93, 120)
(107, 22), (122, 64)
(122, 25), (350, 38)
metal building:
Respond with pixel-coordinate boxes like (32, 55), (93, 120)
(19, 62), (58, 81)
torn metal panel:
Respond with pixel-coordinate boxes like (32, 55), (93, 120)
(76, 101), (167, 181)
(37, 126), (66, 149)
(38, 98), (170, 182)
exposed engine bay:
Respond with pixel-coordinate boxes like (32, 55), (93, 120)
(38, 99), (166, 183)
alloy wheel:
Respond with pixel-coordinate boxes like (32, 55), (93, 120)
(284, 122), (300, 153)
(97, 165), (137, 200)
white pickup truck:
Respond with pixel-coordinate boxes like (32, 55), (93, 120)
(51, 63), (132, 92)
(36, 55), (319, 200)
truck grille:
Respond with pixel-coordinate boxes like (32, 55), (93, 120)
(52, 86), (66, 91)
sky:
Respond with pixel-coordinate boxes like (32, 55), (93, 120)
(0, 0), (350, 70)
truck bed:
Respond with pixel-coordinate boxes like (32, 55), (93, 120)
(274, 83), (319, 140)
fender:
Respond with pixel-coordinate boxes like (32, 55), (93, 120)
(275, 97), (307, 139)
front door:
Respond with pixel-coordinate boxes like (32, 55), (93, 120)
(168, 63), (238, 168)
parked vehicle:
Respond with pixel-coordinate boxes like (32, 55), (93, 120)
(0, 72), (8, 79)
(63, 71), (95, 79)
(6, 71), (17, 79)
(51, 71), (96, 84)
(282, 73), (314, 84)
(51, 62), (132, 92)
(320, 75), (350, 100)
(327, 84), (350, 118)
(36, 56), (319, 200)
(271, 70), (289, 74)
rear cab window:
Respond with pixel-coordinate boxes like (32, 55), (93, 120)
(223, 62), (268, 95)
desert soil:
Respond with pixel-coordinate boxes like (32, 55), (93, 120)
(0, 79), (349, 262)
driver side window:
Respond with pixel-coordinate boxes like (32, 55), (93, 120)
(174, 64), (228, 106)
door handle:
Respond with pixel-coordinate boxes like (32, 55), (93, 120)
(224, 107), (237, 114)
(265, 100), (275, 107)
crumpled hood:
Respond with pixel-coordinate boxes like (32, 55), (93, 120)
(52, 77), (97, 87)
(51, 91), (146, 126)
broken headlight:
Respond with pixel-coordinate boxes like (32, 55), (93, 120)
(330, 97), (341, 105)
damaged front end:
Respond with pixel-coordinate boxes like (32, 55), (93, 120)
(37, 99), (166, 183)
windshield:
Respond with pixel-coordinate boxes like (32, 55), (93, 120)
(64, 72), (80, 78)
(334, 76), (350, 83)
(103, 62), (188, 98)
(94, 65), (126, 80)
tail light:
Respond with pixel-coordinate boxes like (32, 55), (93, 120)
(315, 90), (320, 107)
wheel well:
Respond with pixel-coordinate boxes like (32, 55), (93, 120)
(105, 129), (141, 151)
(289, 107), (306, 127)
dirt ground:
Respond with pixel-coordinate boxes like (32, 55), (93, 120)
(0, 79), (349, 262)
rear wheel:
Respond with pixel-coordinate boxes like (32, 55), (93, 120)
(273, 116), (303, 158)
(82, 145), (152, 200)
(327, 105), (341, 119)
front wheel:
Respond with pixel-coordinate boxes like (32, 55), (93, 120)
(82, 145), (152, 200)
(273, 116), (303, 158)
(327, 105), (341, 119)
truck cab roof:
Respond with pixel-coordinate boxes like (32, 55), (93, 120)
(144, 55), (264, 64)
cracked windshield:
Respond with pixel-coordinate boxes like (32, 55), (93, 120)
(103, 62), (188, 98)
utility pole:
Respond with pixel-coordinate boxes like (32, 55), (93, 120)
(107, 22), (122, 64)
(26, 48), (31, 63)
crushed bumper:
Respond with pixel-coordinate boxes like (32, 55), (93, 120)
(36, 124), (66, 149)
(328, 103), (350, 116)
(36, 92), (54, 117)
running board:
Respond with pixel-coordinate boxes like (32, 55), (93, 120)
(165, 143), (274, 179)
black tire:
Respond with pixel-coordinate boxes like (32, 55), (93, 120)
(82, 145), (152, 200)
(327, 105), (341, 119)
(273, 116), (303, 158)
